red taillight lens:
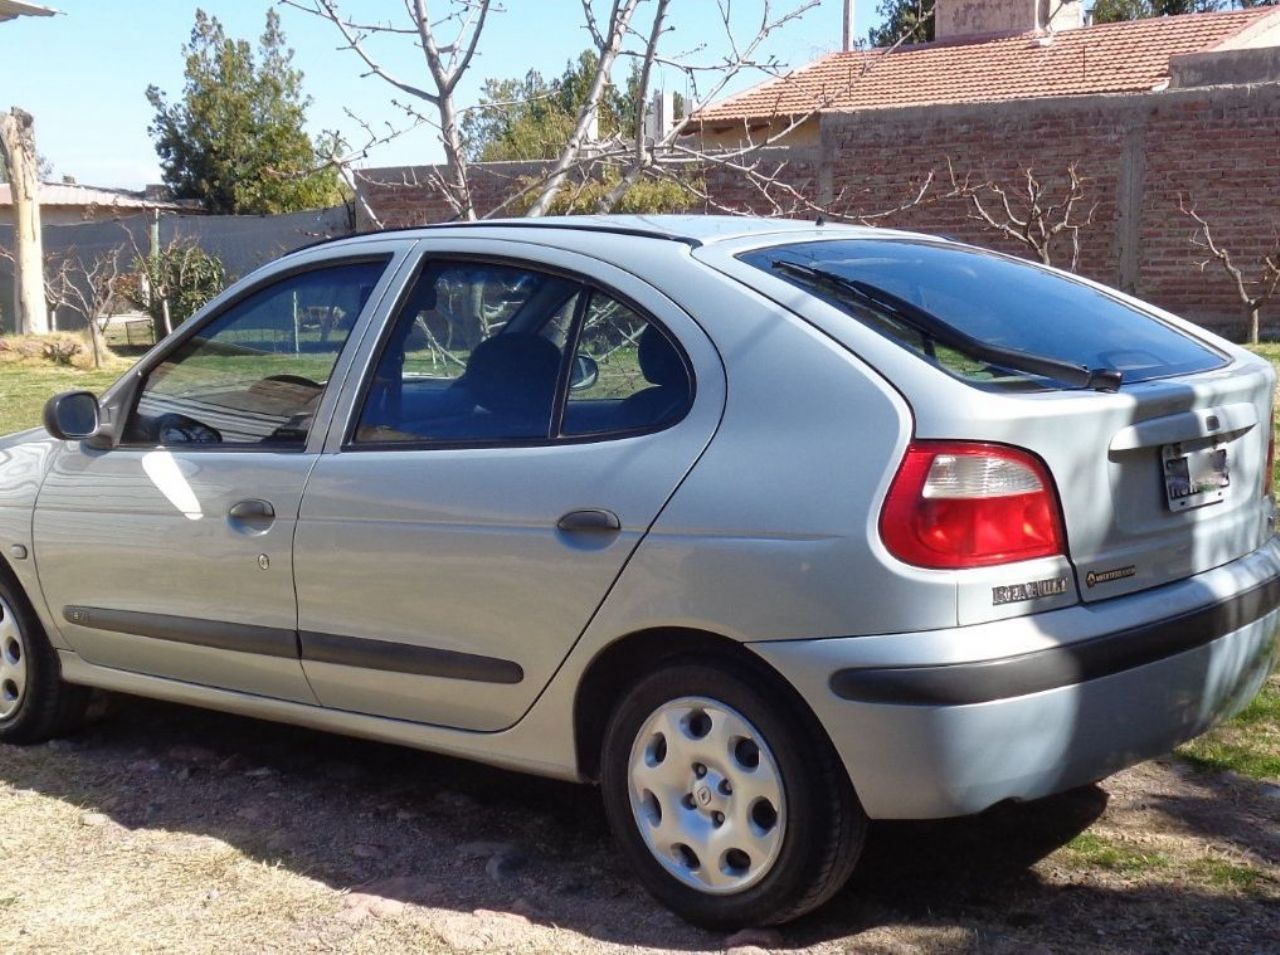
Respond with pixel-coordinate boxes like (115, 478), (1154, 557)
(879, 441), (1065, 569)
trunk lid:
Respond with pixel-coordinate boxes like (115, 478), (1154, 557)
(1047, 361), (1273, 600)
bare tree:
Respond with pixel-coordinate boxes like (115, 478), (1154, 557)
(0, 244), (127, 365)
(948, 161), (1097, 272)
(280, 0), (492, 221)
(47, 248), (128, 368)
(281, 1), (937, 222)
(1179, 196), (1280, 345)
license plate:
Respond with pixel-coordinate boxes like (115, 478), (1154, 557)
(1162, 442), (1229, 511)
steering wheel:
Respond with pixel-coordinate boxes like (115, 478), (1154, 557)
(155, 413), (222, 445)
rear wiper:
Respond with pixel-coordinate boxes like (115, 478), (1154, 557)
(771, 259), (1122, 392)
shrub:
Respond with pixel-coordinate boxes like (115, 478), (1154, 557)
(125, 239), (227, 337)
(506, 172), (701, 216)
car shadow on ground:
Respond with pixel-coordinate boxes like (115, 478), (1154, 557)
(1, 694), (1274, 951)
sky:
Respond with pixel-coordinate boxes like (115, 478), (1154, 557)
(0, 0), (880, 191)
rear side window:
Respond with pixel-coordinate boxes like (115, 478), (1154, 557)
(741, 239), (1226, 388)
(356, 261), (581, 444)
(563, 292), (691, 436)
(352, 260), (692, 446)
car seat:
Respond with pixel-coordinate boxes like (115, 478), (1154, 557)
(464, 334), (563, 438)
(618, 325), (687, 429)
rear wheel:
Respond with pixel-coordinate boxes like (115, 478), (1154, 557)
(0, 570), (89, 744)
(600, 660), (866, 928)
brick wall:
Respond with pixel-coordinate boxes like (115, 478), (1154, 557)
(356, 81), (1280, 339)
(357, 160), (557, 228)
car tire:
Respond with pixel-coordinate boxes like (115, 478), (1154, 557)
(0, 567), (90, 745)
(600, 659), (866, 928)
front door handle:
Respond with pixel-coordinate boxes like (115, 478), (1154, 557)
(557, 508), (621, 533)
(228, 499), (276, 525)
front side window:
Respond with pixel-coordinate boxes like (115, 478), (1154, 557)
(743, 239), (1226, 389)
(125, 259), (386, 447)
(356, 261), (581, 444)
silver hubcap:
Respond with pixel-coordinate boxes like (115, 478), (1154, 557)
(0, 594), (28, 720)
(626, 696), (786, 895)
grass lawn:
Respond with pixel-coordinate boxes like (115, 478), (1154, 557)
(1178, 674), (1280, 780)
(0, 359), (132, 437)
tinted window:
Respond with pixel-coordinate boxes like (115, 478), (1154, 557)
(742, 239), (1225, 387)
(562, 291), (691, 436)
(356, 262), (581, 444)
(125, 259), (386, 447)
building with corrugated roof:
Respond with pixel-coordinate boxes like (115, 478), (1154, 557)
(0, 182), (195, 226)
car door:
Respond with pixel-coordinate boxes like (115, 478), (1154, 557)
(33, 244), (412, 701)
(294, 240), (725, 731)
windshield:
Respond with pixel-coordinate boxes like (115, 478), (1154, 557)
(741, 238), (1226, 388)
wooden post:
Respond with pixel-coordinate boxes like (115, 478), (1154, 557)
(0, 108), (49, 335)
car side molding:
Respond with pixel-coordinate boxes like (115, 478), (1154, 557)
(61, 607), (524, 685)
(300, 630), (525, 685)
(63, 606), (298, 659)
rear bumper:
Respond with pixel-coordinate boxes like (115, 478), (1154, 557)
(749, 537), (1280, 820)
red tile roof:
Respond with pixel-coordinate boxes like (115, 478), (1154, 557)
(696, 9), (1278, 123)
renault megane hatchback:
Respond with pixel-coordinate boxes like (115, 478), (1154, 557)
(1, 216), (1276, 927)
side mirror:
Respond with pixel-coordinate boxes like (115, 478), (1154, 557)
(569, 354), (599, 392)
(43, 391), (101, 441)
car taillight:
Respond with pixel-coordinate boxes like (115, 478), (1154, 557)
(880, 441), (1065, 569)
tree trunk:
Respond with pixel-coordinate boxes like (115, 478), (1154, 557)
(0, 109), (49, 335)
(527, 0), (642, 218)
(1247, 302), (1260, 346)
(88, 320), (104, 369)
(437, 98), (475, 222)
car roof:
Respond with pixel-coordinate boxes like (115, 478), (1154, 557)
(304, 214), (893, 253)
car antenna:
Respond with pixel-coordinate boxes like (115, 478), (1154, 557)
(815, 214), (826, 227)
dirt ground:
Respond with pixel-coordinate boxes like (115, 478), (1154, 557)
(0, 693), (1276, 955)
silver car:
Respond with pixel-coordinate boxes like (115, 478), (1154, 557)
(1, 216), (1276, 927)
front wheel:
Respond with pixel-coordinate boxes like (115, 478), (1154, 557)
(0, 571), (90, 745)
(600, 660), (866, 928)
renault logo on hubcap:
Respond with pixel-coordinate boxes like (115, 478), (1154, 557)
(694, 784), (713, 807)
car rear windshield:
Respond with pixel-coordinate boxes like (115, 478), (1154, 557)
(741, 238), (1226, 389)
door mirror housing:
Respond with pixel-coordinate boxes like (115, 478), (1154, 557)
(569, 354), (599, 392)
(43, 390), (102, 441)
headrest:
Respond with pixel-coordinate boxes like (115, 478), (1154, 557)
(637, 325), (685, 389)
(466, 334), (563, 414)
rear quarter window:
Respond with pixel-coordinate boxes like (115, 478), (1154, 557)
(741, 239), (1226, 389)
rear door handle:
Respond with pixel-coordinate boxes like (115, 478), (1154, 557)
(557, 508), (621, 533)
(228, 499), (276, 524)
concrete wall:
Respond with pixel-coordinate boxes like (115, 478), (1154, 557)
(356, 80), (1280, 340)
(934, 0), (1082, 40)
(0, 205), (351, 334)
(693, 116), (823, 153)
(1170, 47), (1280, 88)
